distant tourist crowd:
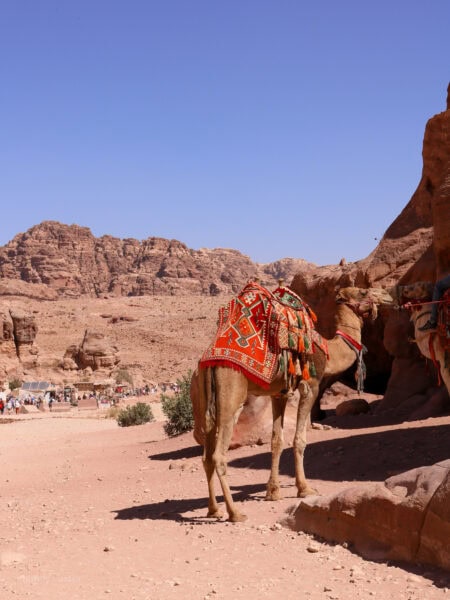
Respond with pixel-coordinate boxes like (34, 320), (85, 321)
(0, 381), (181, 416)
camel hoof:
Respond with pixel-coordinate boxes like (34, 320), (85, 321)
(297, 487), (318, 498)
(265, 490), (281, 501)
(229, 512), (247, 523)
(206, 509), (224, 519)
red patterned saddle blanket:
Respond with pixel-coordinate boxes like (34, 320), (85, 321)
(200, 281), (328, 388)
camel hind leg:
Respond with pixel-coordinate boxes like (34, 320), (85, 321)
(200, 366), (248, 522)
(293, 380), (318, 497)
(203, 427), (223, 519)
(211, 367), (248, 522)
(266, 393), (288, 501)
(199, 367), (223, 519)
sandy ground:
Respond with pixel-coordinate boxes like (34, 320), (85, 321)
(1, 408), (450, 600)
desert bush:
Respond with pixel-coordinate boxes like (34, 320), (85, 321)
(115, 368), (134, 386)
(8, 378), (22, 391)
(161, 370), (194, 436)
(116, 402), (154, 427)
(106, 405), (121, 420)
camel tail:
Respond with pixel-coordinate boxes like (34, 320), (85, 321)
(198, 366), (216, 435)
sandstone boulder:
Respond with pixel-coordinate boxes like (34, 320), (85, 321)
(0, 311), (21, 383)
(9, 309), (39, 368)
(64, 329), (120, 372)
(335, 398), (370, 417)
(283, 459), (450, 570)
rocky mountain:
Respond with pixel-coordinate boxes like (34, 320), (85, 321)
(0, 83), (449, 422)
(0, 222), (315, 299)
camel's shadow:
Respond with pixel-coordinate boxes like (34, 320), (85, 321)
(146, 423), (450, 486)
(228, 423), (450, 483)
(148, 444), (202, 461)
(112, 482), (265, 522)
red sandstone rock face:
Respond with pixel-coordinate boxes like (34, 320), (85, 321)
(8, 310), (39, 369)
(290, 86), (450, 416)
(0, 221), (311, 299)
(283, 460), (450, 571)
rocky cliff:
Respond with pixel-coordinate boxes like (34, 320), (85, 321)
(290, 83), (450, 416)
(0, 222), (314, 299)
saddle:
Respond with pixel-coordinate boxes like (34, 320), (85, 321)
(200, 281), (328, 388)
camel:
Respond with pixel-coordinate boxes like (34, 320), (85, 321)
(398, 282), (450, 395)
(197, 285), (394, 522)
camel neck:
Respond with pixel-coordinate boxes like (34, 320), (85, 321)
(333, 304), (363, 342)
(324, 305), (363, 375)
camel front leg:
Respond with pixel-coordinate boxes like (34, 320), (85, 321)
(202, 427), (223, 519)
(293, 381), (318, 497)
(266, 394), (288, 501)
(213, 418), (247, 522)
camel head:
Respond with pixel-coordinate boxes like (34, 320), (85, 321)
(395, 281), (433, 305)
(335, 287), (393, 321)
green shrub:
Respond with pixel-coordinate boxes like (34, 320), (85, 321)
(106, 406), (120, 420)
(8, 378), (22, 391)
(161, 371), (194, 437)
(115, 368), (134, 386)
(116, 402), (154, 427)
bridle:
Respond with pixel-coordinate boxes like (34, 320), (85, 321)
(335, 297), (373, 395)
(337, 297), (376, 320)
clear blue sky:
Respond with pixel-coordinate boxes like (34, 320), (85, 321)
(1, 1), (449, 265)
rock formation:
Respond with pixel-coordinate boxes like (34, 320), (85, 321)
(0, 310), (40, 383)
(290, 83), (450, 417)
(0, 311), (21, 382)
(63, 329), (120, 373)
(283, 460), (450, 571)
(0, 221), (313, 299)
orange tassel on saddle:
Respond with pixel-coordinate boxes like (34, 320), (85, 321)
(302, 362), (311, 380)
(288, 355), (296, 375)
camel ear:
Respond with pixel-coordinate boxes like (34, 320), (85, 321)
(370, 303), (378, 321)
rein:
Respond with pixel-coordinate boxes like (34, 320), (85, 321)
(410, 309), (432, 325)
(335, 329), (363, 352)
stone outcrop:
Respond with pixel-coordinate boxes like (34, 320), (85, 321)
(0, 311), (21, 382)
(290, 84), (450, 416)
(0, 310), (40, 383)
(9, 310), (39, 369)
(282, 460), (450, 571)
(63, 329), (120, 373)
(0, 222), (312, 299)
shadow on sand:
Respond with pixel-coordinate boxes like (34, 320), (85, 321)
(228, 423), (450, 483)
(113, 482), (265, 523)
(148, 444), (203, 461)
